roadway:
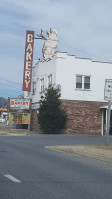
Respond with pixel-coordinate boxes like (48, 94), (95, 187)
(0, 133), (112, 199)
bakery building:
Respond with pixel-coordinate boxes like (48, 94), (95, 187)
(23, 29), (112, 135)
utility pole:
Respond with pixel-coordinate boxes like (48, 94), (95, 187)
(106, 100), (111, 146)
(104, 79), (112, 146)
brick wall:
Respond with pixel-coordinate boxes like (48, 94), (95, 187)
(31, 100), (107, 135)
(62, 100), (106, 135)
(31, 109), (40, 132)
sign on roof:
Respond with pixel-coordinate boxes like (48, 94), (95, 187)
(10, 99), (30, 109)
(23, 30), (34, 92)
(104, 79), (112, 101)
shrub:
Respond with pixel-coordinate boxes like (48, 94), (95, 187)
(38, 87), (67, 133)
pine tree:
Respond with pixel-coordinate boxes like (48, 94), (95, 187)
(38, 87), (67, 133)
(0, 97), (7, 108)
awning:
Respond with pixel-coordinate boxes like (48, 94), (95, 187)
(100, 105), (112, 110)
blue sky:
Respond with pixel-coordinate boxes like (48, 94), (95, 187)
(0, 0), (112, 99)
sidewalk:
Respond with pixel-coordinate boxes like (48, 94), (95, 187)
(46, 145), (112, 164)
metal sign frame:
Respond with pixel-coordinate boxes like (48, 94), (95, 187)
(104, 79), (112, 146)
(104, 79), (112, 101)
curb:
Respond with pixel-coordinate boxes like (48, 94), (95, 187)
(45, 145), (112, 164)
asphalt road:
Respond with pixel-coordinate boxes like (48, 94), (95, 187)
(0, 133), (112, 199)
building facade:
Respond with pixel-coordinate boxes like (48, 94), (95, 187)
(24, 52), (112, 135)
(0, 108), (7, 122)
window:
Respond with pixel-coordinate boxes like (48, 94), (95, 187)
(48, 74), (52, 87)
(32, 82), (36, 95)
(76, 75), (82, 88)
(84, 76), (90, 89)
(76, 75), (90, 90)
(40, 78), (44, 92)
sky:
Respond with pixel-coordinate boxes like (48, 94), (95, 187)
(0, 0), (112, 99)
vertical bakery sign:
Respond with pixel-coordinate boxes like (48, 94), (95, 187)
(23, 30), (34, 91)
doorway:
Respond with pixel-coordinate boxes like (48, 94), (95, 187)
(102, 108), (112, 135)
(109, 111), (112, 135)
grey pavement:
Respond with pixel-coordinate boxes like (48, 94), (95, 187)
(0, 133), (112, 199)
(1, 130), (112, 162)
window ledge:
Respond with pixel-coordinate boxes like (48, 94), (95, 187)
(75, 89), (91, 91)
(39, 92), (44, 94)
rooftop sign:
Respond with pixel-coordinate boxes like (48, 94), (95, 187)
(23, 30), (34, 91)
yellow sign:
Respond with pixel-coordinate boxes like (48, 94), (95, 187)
(9, 113), (30, 124)
(0, 109), (7, 112)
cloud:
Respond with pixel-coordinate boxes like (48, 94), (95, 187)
(0, 56), (23, 82)
(0, 0), (112, 98)
(1, 0), (112, 72)
(0, 32), (24, 46)
(1, 0), (112, 61)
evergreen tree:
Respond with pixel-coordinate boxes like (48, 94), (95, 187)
(0, 97), (7, 108)
(38, 87), (67, 133)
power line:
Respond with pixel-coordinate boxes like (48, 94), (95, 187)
(59, 41), (112, 62)
(0, 90), (23, 94)
(0, 87), (22, 93)
(0, 91), (23, 98)
(0, 83), (22, 91)
(0, 93), (18, 98)
(0, 77), (22, 85)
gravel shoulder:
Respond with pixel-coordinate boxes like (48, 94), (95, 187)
(0, 130), (27, 136)
(45, 145), (112, 164)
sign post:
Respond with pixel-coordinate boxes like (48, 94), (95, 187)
(106, 101), (111, 146)
(104, 79), (112, 146)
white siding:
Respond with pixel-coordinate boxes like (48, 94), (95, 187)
(56, 52), (112, 102)
(27, 57), (57, 105)
(24, 52), (112, 104)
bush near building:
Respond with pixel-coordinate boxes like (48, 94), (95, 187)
(38, 87), (67, 134)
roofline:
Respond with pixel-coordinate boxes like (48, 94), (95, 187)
(57, 52), (112, 64)
(33, 51), (112, 65)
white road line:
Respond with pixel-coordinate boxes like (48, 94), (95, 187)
(4, 174), (21, 183)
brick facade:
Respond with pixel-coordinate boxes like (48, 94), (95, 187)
(62, 100), (106, 135)
(31, 100), (107, 135)
(31, 109), (40, 132)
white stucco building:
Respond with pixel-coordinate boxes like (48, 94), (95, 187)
(24, 52), (112, 135)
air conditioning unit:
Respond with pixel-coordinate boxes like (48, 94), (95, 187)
(56, 84), (61, 93)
